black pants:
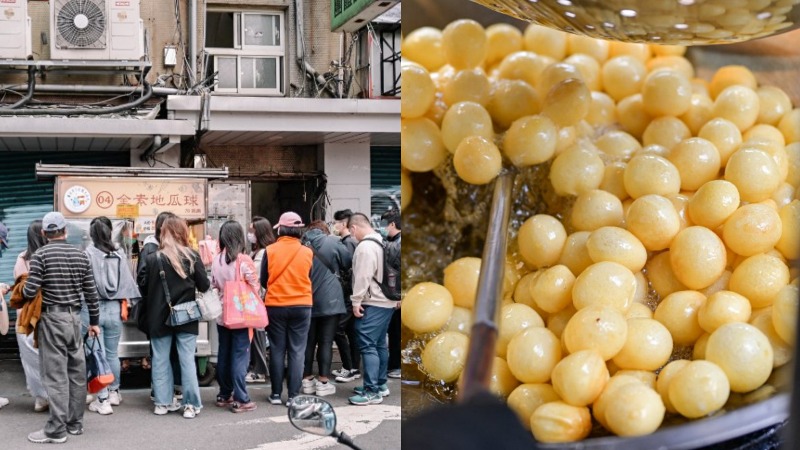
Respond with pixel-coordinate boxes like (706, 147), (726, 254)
(333, 310), (361, 371)
(266, 306), (311, 398)
(249, 328), (269, 376)
(388, 308), (401, 371)
(303, 315), (340, 378)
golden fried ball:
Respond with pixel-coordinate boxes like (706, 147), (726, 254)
(402, 282), (454, 334)
(518, 214), (568, 269)
(531, 401), (592, 443)
(729, 253), (790, 309)
(443, 257), (482, 309)
(654, 290), (706, 346)
(551, 350), (609, 406)
(705, 323), (773, 393)
(507, 327), (562, 383)
(442, 19), (487, 70)
(507, 384), (560, 432)
(563, 305), (628, 361)
(698, 290), (752, 334)
(421, 331), (469, 382)
(668, 360), (730, 419)
(723, 203), (783, 257)
(612, 319), (673, 371)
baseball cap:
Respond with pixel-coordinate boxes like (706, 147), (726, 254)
(43, 212), (67, 231)
(0, 222), (7, 249)
(273, 212), (305, 229)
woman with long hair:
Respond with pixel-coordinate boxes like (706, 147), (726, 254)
(211, 220), (260, 412)
(136, 211), (181, 384)
(245, 216), (275, 384)
(138, 217), (210, 419)
(83, 216), (142, 415)
(249, 216), (276, 264)
(258, 212), (313, 406)
(13, 220), (49, 412)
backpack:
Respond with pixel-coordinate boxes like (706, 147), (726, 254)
(359, 237), (401, 300)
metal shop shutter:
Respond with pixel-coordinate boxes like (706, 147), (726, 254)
(0, 152), (129, 358)
(370, 146), (400, 219)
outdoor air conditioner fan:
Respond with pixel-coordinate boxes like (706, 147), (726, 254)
(55, 0), (107, 49)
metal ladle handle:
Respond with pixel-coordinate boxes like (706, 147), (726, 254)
(459, 173), (514, 402)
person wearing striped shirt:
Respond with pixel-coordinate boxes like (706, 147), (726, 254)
(22, 212), (100, 445)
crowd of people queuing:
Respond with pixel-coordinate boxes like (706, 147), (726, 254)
(0, 206), (402, 444)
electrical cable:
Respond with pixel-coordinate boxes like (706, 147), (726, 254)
(0, 66), (36, 109)
(0, 80), (153, 116)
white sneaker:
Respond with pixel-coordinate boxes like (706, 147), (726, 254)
(89, 398), (113, 415)
(154, 400), (182, 415)
(85, 394), (94, 405)
(388, 369), (402, 379)
(183, 405), (199, 419)
(331, 368), (348, 378)
(108, 390), (122, 406)
(0, 397), (9, 409)
(315, 381), (336, 397)
(34, 396), (49, 412)
(301, 377), (316, 394)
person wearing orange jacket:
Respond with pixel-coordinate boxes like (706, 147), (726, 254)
(259, 211), (313, 406)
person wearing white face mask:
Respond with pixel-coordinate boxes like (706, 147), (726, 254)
(246, 216), (275, 384)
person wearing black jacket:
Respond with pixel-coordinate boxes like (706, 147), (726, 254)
(138, 217), (210, 419)
(300, 222), (351, 397)
(382, 209), (402, 379)
(136, 212), (183, 394)
(330, 209), (361, 383)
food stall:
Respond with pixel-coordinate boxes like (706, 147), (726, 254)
(38, 164), (228, 385)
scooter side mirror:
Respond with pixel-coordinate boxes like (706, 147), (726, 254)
(288, 395), (337, 437)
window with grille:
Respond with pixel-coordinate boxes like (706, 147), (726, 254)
(205, 11), (285, 95)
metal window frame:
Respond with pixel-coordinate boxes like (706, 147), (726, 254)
(205, 9), (285, 95)
(212, 55), (282, 95)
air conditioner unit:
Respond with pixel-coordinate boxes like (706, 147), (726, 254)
(0, 0), (32, 60)
(50, 0), (145, 61)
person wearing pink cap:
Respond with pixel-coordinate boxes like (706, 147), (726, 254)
(258, 211), (314, 406)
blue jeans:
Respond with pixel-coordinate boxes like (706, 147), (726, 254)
(151, 332), (202, 409)
(216, 325), (251, 403)
(266, 306), (312, 398)
(354, 306), (395, 394)
(81, 300), (123, 399)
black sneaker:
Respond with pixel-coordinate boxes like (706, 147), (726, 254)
(268, 394), (282, 405)
(67, 426), (83, 436)
(285, 397), (295, 407)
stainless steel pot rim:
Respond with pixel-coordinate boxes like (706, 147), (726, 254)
(538, 393), (790, 450)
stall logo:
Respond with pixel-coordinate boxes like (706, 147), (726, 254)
(64, 185), (92, 214)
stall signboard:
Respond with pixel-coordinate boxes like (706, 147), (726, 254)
(57, 177), (207, 227)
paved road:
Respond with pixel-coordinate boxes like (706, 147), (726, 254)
(0, 360), (400, 449)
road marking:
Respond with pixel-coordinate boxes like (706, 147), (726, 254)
(248, 405), (401, 450)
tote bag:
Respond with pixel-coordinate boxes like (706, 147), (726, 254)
(222, 256), (268, 329)
(86, 335), (115, 393)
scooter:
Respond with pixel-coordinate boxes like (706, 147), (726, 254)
(287, 395), (362, 450)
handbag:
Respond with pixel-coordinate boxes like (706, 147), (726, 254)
(222, 255), (268, 329)
(196, 288), (222, 321)
(85, 334), (115, 393)
(157, 254), (202, 327)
